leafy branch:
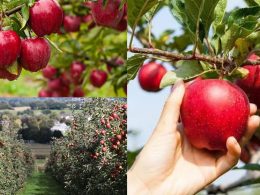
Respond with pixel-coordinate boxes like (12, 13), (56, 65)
(129, 47), (260, 68)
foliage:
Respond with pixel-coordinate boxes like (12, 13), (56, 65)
(0, 0), (127, 97)
(0, 116), (34, 194)
(47, 98), (127, 194)
(127, 0), (260, 84)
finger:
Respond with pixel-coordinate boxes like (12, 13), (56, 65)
(240, 115), (260, 147)
(156, 80), (185, 132)
(250, 103), (257, 115)
(216, 137), (241, 177)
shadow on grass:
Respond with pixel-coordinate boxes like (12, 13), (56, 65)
(17, 172), (65, 195)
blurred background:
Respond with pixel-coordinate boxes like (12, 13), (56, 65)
(128, 0), (260, 194)
(0, 0), (127, 97)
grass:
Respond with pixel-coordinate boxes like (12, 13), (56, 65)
(16, 172), (65, 195)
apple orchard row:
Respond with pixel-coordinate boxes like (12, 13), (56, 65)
(0, 0), (126, 97)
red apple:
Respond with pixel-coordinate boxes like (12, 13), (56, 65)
(73, 87), (85, 97)
(42, 65), (57, 79)
(29, 0), (63, 37)
(19, 38), (51, 72)
(81, 14), (95, 29)
(138, 62), (167, 92)
(181, 79), (250, 151)
(70, 62), (86, 84)
(0, 30), (21, 68)
(90, 69), (108, 88)
(38, 89), (52, 97)
(63, 15), (82, 32)
(236, 54), (260, 107)
(0, 64), (22, 81)
(91, 0), (124, 28)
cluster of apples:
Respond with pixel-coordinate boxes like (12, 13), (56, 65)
(138, 54), (260, 152)
(39, 61), (109, 97)
(0, 0), (62, 80)
(61, 0), (127, 33)
(0, 0), (126, 85)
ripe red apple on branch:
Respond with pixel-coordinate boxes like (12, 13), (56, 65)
(181, 79), (250, 151)
(29, 0), (63, 37)
(138, 62), (167, 92)
(0, 30), (21, 69)
(237, 54), (260, 108)
(90, 0), (125, 29)
(19, 38), (51, 72)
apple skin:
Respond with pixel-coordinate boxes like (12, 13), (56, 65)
(181, 79), (250, 151)
(38, 89), (52, 97)
(0, 64), (22, 81)
(236, 54), (260, 108)
(42, 65), (57, 79)
(70, 62), (86, 85)
(0, 30), (21, 69)
(73, 87), (85, 97)
(138, 62), (167, 92)
(91, 0), (124, 28)
(19, 38), (51, 72)
(29, 0), (63, 37)
(63, 15), (82, 32)
(90, 69), (108, 88)
(81, 14), (95, 29)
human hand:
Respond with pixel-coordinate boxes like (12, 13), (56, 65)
(128, 80), (260, 195)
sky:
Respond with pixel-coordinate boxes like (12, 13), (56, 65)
(127, 0), (259, 191)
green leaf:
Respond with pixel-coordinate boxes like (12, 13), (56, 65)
(228, 6), (260, 29)
(160, 61), (205, 88)
(128, 0), (159, 28)
(232, 38), (252, 65)
(245, 0), (260, 6)
(213, 0), (227, 31)
(169, 0), (187, 25)
(127, 55), (147, 81)
(170, 0), (220, 42)
(221, 24), (252, 52)
(233, 163), (260, 171)
(20, 5), (29, 30)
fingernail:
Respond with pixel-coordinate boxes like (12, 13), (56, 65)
(171, 79), (183, 92)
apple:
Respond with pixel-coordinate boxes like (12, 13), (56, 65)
(81, 14), (95, 29)
(38, 89), (51, 97)
(19, 38), (51, 72)
(0, 30), (21, 68)
(138, 62), (167, 92)
(0, 64), (22, 81)
(70, 62), (86, 84)
(236, 54), (260, 107)
(42, 65), (57, 79)
(29, 0), (63, 37)
(63, 15), (82, 32)
(181, 79), (250, 151)
(90, 69), (108, 88)
(91, 0), (124, 28)
(73, 87), (85, 97)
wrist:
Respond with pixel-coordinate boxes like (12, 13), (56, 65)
(127, 170), (150, 195)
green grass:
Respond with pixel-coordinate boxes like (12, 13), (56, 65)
(16, 172), (65, 195)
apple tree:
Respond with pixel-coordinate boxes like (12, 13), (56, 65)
(0, 0), (126, 97)
(127, 0), (260, 193)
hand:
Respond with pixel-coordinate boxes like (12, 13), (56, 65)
(128, 80), (260, 195)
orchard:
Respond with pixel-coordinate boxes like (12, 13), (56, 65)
(0, 0), (126, 97)
(47, 98), (127, 194)
(128, 0), (260, 193)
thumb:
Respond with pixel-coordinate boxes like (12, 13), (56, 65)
(156, 79), (185, 132)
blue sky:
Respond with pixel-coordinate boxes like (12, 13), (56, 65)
(127, 0), (257, 189)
